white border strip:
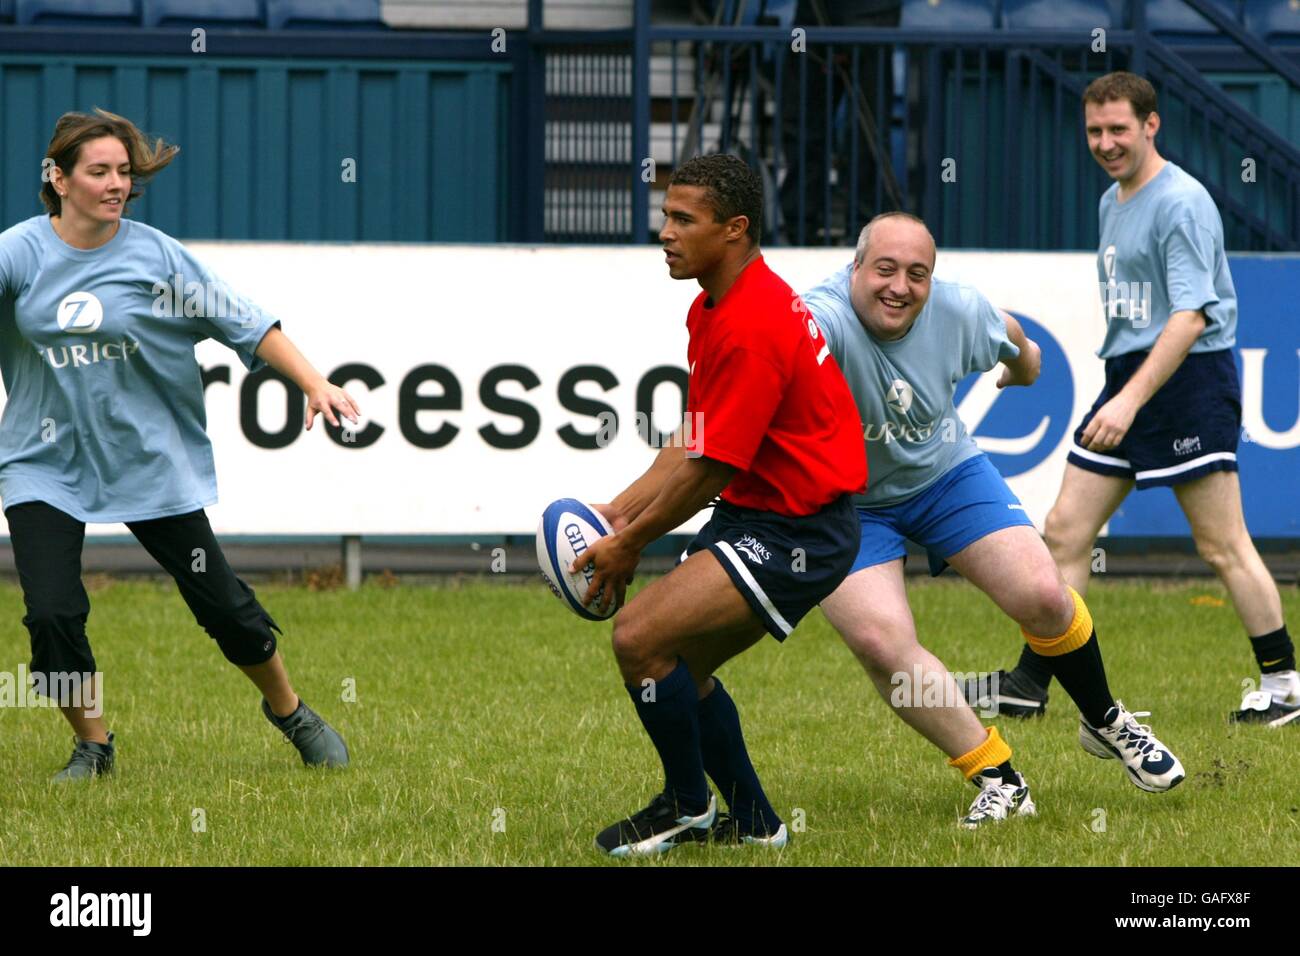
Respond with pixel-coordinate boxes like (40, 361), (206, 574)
(1069, 443), (1132, 468)
(1136, 451), (1237, 482)
(715, 541), (794, 636)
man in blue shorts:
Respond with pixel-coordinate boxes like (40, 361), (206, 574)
(984, 72), (1298, 728)
(802, 211), (1186, 827)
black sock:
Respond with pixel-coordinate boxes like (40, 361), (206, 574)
(626, 658), (710, 814)
(1250, 626), (1296, 674)
(697, 677), (782, 833)
(1043, 632), (1114, 729)
(1014, 641), (1054, 690)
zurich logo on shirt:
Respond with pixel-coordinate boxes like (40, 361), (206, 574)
(952, 313), (1073, 478)
(886, 379), (913, 414)
(56, 292), (104, 334)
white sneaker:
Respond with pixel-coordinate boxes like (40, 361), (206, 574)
(1260, 669), (1300, 706)
(1079, 701), (1185, 793)
(960, 767), (1036, 829)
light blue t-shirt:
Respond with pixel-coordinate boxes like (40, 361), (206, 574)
(801, 264), (1018, 507)
(0, 215), (278, 523)
(1097, 162), (1237, 358)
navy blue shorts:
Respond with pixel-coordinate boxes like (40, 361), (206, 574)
(679, 494), (860, 641)
(1067, 349), (1241, 490)
(852, 454), (1035, 577)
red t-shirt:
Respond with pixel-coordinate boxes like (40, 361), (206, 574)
(684, 255), (868, 516)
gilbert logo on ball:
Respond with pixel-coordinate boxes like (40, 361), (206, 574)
(536, 498), (616, 620)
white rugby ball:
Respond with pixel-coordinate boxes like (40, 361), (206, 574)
(537, 498), (617, 620)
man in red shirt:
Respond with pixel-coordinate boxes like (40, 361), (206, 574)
(574, 154), (867, 856)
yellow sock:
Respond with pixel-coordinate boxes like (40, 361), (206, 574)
(1023, 586), (1093, 657)
(949, 726), (1012, 781)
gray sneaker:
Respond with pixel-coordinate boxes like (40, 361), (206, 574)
(52, 732), (115, 783)
(262, 698), (349, 768)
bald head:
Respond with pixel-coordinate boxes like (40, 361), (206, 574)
(853, 212), (936, 271)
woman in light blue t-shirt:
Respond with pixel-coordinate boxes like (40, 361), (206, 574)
(0, 109), (355, 779)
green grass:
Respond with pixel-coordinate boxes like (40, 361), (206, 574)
(0, 576), (1296, 866)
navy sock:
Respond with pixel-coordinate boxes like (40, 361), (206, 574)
(697, 677), (782, 833)
(1250, 625), (1296, 674)
(1047, 632), (1114, 729)
(627, 659), (709, 814)
(1014, 641), (1054, 690)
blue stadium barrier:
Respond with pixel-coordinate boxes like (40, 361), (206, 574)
(900, 0), (997, 29)
(1243, 0), (1300, 39)
(16, 0), (139, 26)
(142, 0), (264, 29)
(265, 0), (383, 30)
(1002, 0), (1113, 29)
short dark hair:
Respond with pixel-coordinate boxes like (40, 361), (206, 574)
(1082, 71), (1158, 124)
(668, 153), (762, 243)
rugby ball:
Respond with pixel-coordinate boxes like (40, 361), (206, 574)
(537, 498), (617, 621)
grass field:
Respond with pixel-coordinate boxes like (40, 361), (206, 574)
(0, 575), (1296, 866)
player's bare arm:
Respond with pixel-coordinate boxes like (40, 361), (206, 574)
(575, 454), (734, 612)
(996, 310), (1042, 388)
(1081, 308), (1207, 452)
(595, 423), (691, 530)
(255, 326), (361, 430)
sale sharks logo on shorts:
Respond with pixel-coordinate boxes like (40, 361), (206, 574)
(952, 313), (1073, 478)
(56, 292), (104, 334)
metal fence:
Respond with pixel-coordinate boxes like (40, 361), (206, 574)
(519, 0), (1300, 250)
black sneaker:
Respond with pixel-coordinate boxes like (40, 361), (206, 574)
(51, 732), (115, 783)
(696, 812), (789, 848)
(594, 792), (716, 857)
(963, 669), (1049, 718)
(1231, 690), (1300, 728)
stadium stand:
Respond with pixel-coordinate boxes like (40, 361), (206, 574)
(1142, 0), (1239, 34)
(1243, 0), (1300, 41)
(899, 0), (997, 29)
(16, 0), (140, 26)
(381, 0), (633, 30)
(1002, 0), (1114, 29)
(142, 0), (265, 29)
(265, 0), (384, 30)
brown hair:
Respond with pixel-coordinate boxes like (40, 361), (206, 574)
(40, 108), (179, 216)
(1082, 71), (1158, 124)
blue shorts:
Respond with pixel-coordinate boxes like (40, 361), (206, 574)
(680, 494), (859, 641)
(1067, 349), (1240, 489)
(851, 454), (1035, 577)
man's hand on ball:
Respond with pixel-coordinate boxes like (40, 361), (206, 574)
(572, 533), (639, 614)
(591, 503), (629, 533)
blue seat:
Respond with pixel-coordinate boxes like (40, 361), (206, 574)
(1142, 0), (1239, 34)
(0, 0), (13, 21)
(1242, 0), (1300, 38)
(142, 0), (263, 28)
(266, 0), (383, 30)
(16, 0), (139, 25)
(1002, 0), (1114, 29)
(900, 0), (997, 29)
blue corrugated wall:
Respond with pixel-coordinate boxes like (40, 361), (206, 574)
(0, 55), (510, 241)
